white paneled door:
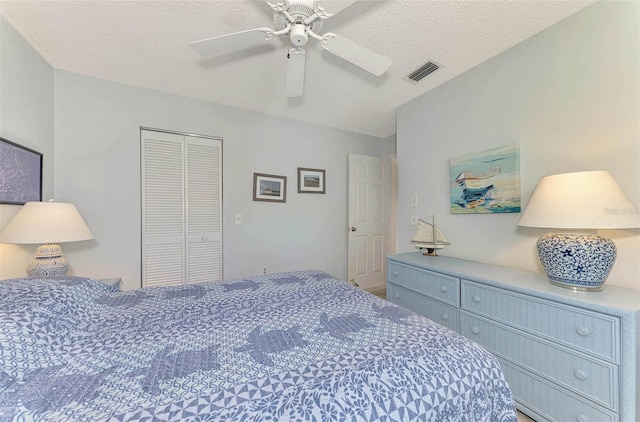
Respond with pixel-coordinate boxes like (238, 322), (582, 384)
(347, 154), (390, 290)
(141, 129), (222, 288)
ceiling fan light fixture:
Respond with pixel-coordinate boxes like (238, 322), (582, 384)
(290, 23), (309, 46)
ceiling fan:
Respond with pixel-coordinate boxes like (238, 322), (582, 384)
(188, 0), (392, 97)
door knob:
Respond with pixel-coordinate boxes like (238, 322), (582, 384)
(349, 227), (357, 232)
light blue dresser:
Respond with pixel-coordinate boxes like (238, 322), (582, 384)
(387, 252), (639, 422)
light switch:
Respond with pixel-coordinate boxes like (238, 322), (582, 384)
(234, 213), (242, 224)
(410, 194), (418, 207)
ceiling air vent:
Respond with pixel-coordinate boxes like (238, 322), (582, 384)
(405, 60), (440, 83)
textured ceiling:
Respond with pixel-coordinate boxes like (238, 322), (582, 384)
(0, 0), (595, 138)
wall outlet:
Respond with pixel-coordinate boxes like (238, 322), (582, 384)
(410, 213), (418, 225)
(234, 213), (242, 224)
(262, 266), (267, 275)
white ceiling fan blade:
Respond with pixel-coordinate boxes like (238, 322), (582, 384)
(321, 33), (391, 76)
(286, 48), (306, 97)
(316, 0), (359, 16)
(189, 28), (274, 56)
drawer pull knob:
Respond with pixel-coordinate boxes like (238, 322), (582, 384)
(574, 370), (587, 380)
(441, 314), (449, 321)
(471, 327), (480, 334)
(440, 286), (448, 293)
(472, 295), (481, 303)
(393, 271), (399, 276)
(576, 415), (588, 422)
(576, 327), (591, 337)
(394, 294), (400, 299)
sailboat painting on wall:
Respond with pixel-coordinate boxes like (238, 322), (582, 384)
(450, 144), (521, 214)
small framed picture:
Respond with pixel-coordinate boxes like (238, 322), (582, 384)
(253, 173), (287, 202)
(0, 137), (43, 205)
(297, 167), (325, 194)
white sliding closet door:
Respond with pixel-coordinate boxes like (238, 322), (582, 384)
(141, 129), (222, 288)
(185, 137), (222, 284)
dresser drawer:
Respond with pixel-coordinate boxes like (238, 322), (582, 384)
(388, 283), (459, 332)
(461, 281), (619, 363)
(460, 312), (617, 410)
(500, 359), (618, 422)
(388, 262), (459, 306)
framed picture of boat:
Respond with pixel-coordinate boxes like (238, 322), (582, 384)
(253, 173), (287, 203)
(297, 167), (325, 194)
(449, 144), (521, 214)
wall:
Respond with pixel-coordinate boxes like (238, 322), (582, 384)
(0, 15), (54, 279)
(396, 1), (639, 290)
(0, 13), (395, 288)
(52, 71), (394, 290)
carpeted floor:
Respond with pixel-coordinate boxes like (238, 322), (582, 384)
(517, 410), (535, 421)
(366, 287), (386, 299)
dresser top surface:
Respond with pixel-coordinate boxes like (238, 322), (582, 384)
(388, 252), (640, 313)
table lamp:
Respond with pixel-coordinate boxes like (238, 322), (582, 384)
(518, 171), (639, 291)
(0, 200), (94, 276)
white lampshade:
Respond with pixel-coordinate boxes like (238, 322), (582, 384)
(518, 171), (639, 291)
(1, 201), (93, 277)
(1, 201), (93, 244)
(518, 171), (640, 230)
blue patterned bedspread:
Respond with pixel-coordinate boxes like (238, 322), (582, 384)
(0, 271), (517, 421)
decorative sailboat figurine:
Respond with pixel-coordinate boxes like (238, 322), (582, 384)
(411, 216), (451, 256)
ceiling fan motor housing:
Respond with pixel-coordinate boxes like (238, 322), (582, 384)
(290, 23), (308, 46)
(273, 1), (322, 34)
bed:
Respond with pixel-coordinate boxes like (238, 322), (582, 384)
(0, 270), (517, 421)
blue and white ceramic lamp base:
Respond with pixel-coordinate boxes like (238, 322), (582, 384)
(536, 232), (616, 291)
(26, 244), (70, 277)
